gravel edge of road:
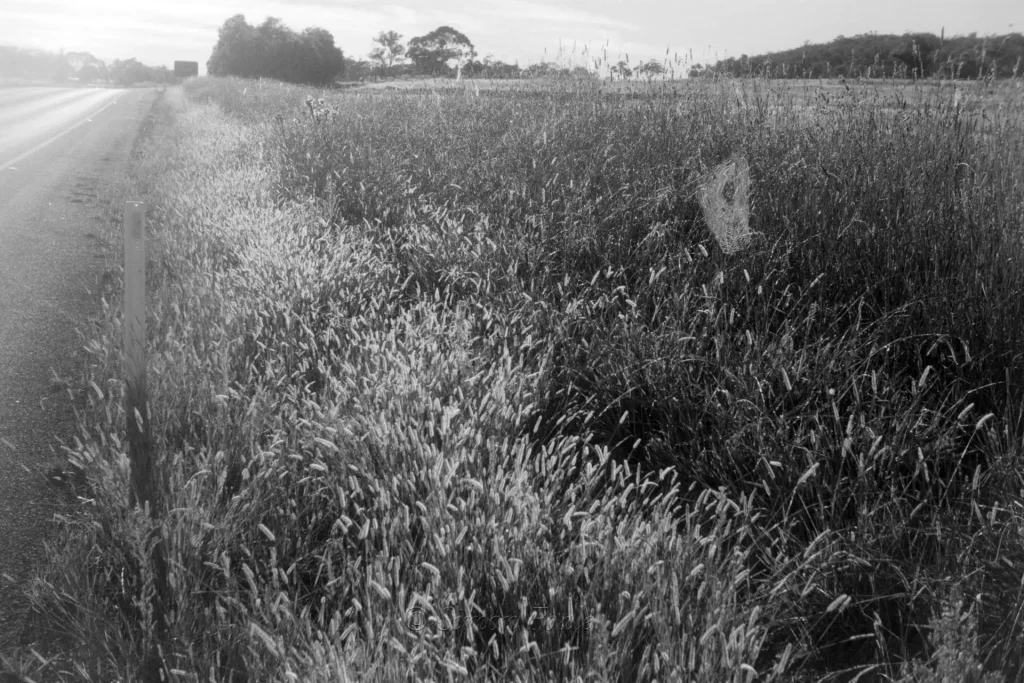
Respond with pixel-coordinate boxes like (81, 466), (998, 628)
(0, 88), (167, 672)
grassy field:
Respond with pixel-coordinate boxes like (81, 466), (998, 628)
(4, 74), (1024, 682)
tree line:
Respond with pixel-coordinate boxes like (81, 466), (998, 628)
(206, 19), (487, 83)
(206, 16), (344, 86)
(700, 31), (1024, 79)
(12, 22), (1021, 89)
(351, 27), (668, 80)
(0, 46), (176, 85)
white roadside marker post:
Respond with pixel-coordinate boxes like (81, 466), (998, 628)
(123, 201), (168, 676)
(123, 201), (155, 509)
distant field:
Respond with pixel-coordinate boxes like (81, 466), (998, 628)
(0, 77), (58, 87)
(9, 74), (1024, 682)
(348, 73), (1022, 96)
(0, 78), (142, 89)
(351, 76), (691, 92)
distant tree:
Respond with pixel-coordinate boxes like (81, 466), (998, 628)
(477, 55), (519, 78)
(636, 59), (666, 80)
(0, 46), (65, 81)
(299, 27), (346, 84)
(254, 17), (291, 75)
(889, 33), (942, 77)
(207, 14), (258, 78)
(77, 62), (106, 82)
(369, 30), (406, 75)
(709, 31), (1024, 79)
(107, 58), (175, 85)
(65, 51), (106, 81)
(151, 65), (176, 84)
(407, 26), (475, 75)
(343, 57), (374, 81)
(522, 61), (556, 77)
(109, 58), (149, 85)
(611, 60), (632, 79)
(207, 14), (344, 85)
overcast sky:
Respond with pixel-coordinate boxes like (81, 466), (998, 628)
(1, 0), (1022, 74)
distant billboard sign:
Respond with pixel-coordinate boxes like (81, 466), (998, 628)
(174, 61), (198, 78)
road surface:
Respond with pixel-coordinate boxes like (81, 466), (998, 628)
(0, 86), (156, 648)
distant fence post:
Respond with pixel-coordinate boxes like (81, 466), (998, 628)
(123, 201), (156, 510)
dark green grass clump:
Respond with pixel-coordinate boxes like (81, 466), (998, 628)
(9, 75), (1024, 682)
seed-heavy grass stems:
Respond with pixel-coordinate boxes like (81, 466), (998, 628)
(5, 74), (1024, 681)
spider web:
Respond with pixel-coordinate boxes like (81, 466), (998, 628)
(698, 154), (753, 254)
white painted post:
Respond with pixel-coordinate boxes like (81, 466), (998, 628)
(123, 202), (145, 398)
(122, 201), (168, 666)
(122, 201), (154, 509)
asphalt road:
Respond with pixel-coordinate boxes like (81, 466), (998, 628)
(0, 86), (156, 647)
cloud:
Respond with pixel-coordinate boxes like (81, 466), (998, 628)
(479, 0), (640, 31)
(270, 0), (377, 6)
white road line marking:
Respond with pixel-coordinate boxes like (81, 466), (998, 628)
(0, 95), (122, 170)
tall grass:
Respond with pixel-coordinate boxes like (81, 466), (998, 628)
(6, 74), (1024, 682)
